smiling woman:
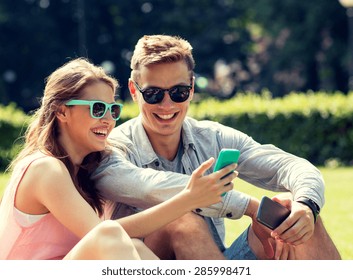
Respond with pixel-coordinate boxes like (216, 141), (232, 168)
(0, 57), (233, 260)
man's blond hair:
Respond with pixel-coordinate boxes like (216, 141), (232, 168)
(130, 35), (195, 81)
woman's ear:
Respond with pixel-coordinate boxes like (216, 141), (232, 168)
(128, 79), (138, 102)
(55, 105), (69, 123)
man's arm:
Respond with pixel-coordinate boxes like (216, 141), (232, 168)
(216, 123), (325, 209)
(236, 142), (325, 209)
(93, 150), (189, 208)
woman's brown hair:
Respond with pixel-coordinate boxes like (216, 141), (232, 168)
(10, 58), (119, 216)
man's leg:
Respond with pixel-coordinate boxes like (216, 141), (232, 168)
(292, 216), (341, 259)
(246, 217), (341, 260)
(144, 212), (226, 260)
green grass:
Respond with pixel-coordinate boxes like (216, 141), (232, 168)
(1, 167), (352, 259)
(224, 167), (353, 260)
(0, 172), (10, 196)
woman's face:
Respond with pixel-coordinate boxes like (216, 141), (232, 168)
(60, 81), (117, 161)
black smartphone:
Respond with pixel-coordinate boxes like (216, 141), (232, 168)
(256, 196), (291, 230)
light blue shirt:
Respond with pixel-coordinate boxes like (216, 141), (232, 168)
(92, 115), (325, 243)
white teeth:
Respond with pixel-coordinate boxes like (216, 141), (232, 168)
(157, 114), (174, 120)
(92, 129), (108, 136)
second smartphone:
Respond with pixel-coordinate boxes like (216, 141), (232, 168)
(256, 196), (291, 230)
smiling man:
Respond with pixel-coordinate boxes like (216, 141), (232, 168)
(93, 35), (340, 260)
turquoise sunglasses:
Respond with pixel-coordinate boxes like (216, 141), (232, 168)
(65, 100), (123, 120)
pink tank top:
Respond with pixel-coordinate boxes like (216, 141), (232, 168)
(0, 153), (80, 259)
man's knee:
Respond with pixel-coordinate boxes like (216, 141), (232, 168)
(164, 212), (209, 239)
(143, 213), (210, 259)
(295, 216), (341, 259)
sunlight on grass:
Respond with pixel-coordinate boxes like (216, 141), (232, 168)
(0, 172), (10, 197)
(224, 167), (353, 260)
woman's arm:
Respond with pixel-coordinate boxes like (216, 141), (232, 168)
(16, 157), (102, 239)
(117, 158), (237, 238)
(16, 156), (237, 240)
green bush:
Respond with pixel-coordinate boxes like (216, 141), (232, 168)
(121, 91), (353, 166)
(0, 103), (29, 170)
(1, 91), (353, 171)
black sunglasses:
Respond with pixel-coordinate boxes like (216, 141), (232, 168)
(65, 100), (123, 120)
(132, 81), (192, 104)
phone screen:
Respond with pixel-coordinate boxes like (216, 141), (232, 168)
(256, 196), (291, 230)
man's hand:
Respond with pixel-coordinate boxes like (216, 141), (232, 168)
(271, 196), (315, 246)
(251, 216), (275, 258)
(246, 196), (296, 259)
(273, 238), (296, 260)
(251, 217), (296, 259)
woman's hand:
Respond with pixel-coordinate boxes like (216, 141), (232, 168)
(184, 157), (238, 209)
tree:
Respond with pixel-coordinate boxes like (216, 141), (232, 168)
(241, 0), (349, 96)
(0, 0), (350, 111)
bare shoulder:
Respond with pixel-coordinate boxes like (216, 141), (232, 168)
(28, 156), (69, 179)
(22, 155), (71, 195)
(15, 156), (71, 213)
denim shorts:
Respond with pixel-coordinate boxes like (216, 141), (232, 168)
(223, 226), (257, 260)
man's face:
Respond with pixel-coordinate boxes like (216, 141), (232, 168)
(130, 61), (194, 143)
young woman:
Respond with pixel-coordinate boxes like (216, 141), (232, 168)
(0, 58), (237, 260)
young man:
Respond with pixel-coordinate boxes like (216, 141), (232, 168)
(92, 35), (341, 260)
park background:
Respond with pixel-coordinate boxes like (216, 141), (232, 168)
(0, 0), (353, 259)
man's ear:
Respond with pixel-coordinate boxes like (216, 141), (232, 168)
(56, 105), (69, 123)
(128, 79), (138, 102)
(189, 76), (195, 101)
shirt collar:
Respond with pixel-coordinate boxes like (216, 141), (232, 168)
(132, 115), (197, 165)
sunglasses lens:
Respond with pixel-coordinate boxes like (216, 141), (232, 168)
(138, 84), (191, 104)
(143, 89), (164, 104)
(170, 86), (190, 102)
(111, 105), (122, 120)
(92, 102), (106, 118)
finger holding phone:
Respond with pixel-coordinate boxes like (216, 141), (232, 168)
(186, 158), (238, 206)
(273, 237), (296, 260)
(271, 196), (315, 246)
(254, 196), (293, 259)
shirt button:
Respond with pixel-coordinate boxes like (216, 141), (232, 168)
(226, 212), (233, 218)
(154, 161), (160, 167)
(195, 208), (202, 213)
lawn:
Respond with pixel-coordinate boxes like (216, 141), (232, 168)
(224, 167), (353, 260)
(1, 167), (352, 259)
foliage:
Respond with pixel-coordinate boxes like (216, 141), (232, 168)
(0, 0), (350, 112)
(1, 91), (353, 170)
(242, 0), (348, 95)
(0, 103), (28, 170)
(122, 91), (353, 166)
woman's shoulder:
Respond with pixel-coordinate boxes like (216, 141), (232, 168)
(12, 153), (70, 214)
(20, 153), (69, 183)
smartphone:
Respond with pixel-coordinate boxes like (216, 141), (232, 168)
(213, 149), (240, 173)
(256, 196), (291, 230)
(213, 149), (240, 196)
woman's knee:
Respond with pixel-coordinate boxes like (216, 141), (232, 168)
(131, 239), (159, 260)
(93, 220), (138, 258)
